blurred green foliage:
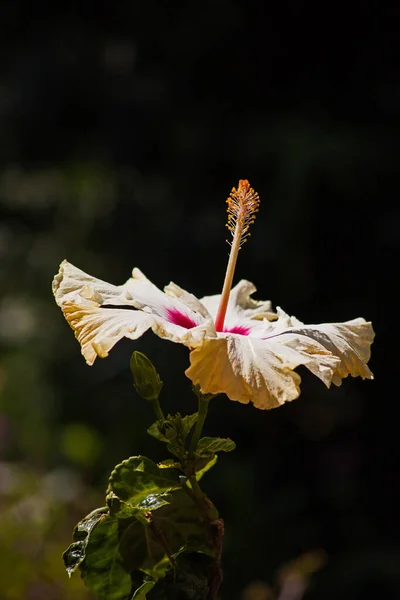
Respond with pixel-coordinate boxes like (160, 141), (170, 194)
(61, 423), (103, 468)
(0, 462), (97, 599)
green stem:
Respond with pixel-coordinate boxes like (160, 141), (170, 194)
(182, 479), (206, 510)
(189, 474), (204, 499)
(187, 474), (219, 523)
(149, 398), (165, 421)
(189, 396), (209, 456)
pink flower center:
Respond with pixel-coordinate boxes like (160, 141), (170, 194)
(166, 308), (251, 336)
(166, 308), (197, 329)
(223, 325), (251, 336)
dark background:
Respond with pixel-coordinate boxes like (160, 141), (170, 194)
(0, 2), (399, 599)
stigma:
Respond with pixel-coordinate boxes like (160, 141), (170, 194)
(214, 180), (260, 332)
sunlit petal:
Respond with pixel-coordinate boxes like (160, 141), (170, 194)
(54, 261), (210, 328)
(200, 280), (277, 329)
(61, 303), (156, 365)
(186, 318), (374, 409)
(164, 281), (212, 319)
(52, 260), (136, 308)
(277, 318), (374, 384)
(61, 302), (215, 365)
(125, 269), (204, 324)
(187, 335), (333, 409)
(54, 262), (374, 409)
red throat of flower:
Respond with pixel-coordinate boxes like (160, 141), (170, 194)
(214, 180), (260, 332)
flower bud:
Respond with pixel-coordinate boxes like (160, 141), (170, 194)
(130, 351), (163, 401)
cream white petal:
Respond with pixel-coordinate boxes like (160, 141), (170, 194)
(230, 306), (305, 340)
(164, 281), (212, 319)
(53, 261), (217, 364)
(274, 307), (304, 329)
(61, 303), (156, 365)
(186, 335), (338, 409)
(200, 280), (277, 326)
(54, 263), (374, 405)
(186, 318), (374, 410)
(278, 318), (374, 384)
(53, 260), (135, 308)
(61, 302), (215, 365)
(125, 269), (204, 324)
(53, 261), (208, 327)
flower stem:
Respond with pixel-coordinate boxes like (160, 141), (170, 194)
(189, 395), (210, 456)
(149, 398), (165, 421)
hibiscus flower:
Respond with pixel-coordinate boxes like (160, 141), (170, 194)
(53, 180), (374, 409)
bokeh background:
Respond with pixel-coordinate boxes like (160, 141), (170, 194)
(1, 2), (399, 599)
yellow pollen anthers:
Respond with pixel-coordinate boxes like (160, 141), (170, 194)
(215, 179), (260, 332)
(226, 179), (260, 246)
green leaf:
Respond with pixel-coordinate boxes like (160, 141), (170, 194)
(147, 415), (180, 444)
(108, 456), (180, 507)
(118, 518), (168, 579)
(147, 552), (218, 600)
(147, 413), (198, 455)
(79, 515), (172, 598)
(131, 581), (156, 599)
(118, 518), (159, 573)
(150, 489), (217, 557)
(195, 454), (218, 481)
(181, 413), (198, 438)
(63, 506), (108, 576)
(138, 494), (171, 511)
(157, 459), (181, 470)
(196, 437), (236, 457)
(66, 454), (221, 600)
(107, 494), (170, 520)
(81, 514), (133, 600)
(142, 556), (171, 580)
(147, 421), (168, 443)
(117, 488), (217, 584)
